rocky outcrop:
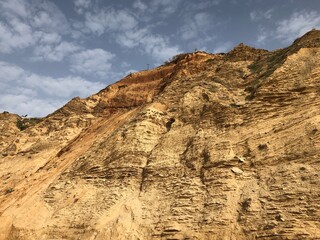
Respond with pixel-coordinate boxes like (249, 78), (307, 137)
(0, 30), (320, 239)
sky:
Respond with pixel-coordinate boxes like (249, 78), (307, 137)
(0, 0), (320, 117)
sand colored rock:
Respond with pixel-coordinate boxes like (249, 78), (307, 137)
(1, 30), (320, 239)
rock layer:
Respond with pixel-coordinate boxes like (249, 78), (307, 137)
(0, 30), (320, 239)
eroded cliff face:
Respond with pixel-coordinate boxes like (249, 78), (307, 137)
(0, 30), (320, 240)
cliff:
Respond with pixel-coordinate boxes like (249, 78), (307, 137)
(0, 30), (320, 239)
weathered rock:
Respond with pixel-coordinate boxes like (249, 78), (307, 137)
(0, 30), (320, 239)
(231, 167), (244, 175)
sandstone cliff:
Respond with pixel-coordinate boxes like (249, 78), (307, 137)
(0, 30), (320, 239)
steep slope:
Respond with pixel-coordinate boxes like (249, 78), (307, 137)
(0, 112), (21, 147)
(0, 30), (320, 239)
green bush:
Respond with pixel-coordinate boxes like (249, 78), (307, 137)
(16, 118), (41, 131)
(205, 58), (215, 63)
(16, 119), (28, 131)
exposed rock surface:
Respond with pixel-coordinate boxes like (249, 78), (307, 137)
(1, 30), (320, 239)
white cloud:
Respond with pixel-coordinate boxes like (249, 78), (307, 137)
(181, 12), (213, 40)
(74, 0), (91, 14)
(74, 0), (91, 9)
(33, 41), (81, 62)
(150, 0), (182, 15)
(0, 0), (70, 54)
(183, 0), (220, 12)
(117, 28), (149, 48)
(132, 0), (182, 17)
(30, 1), (70, 34)
(250, 9), (273, 21)
(117, 28), (181, 62)
(124, 69), (138, 75)
(0, 0), (28, 18)
(0, 18), (34, 53)
(256, 27), (268, 45)
(0, 61), (105, 117)
(178, 11), (217, 49)
(83, 9), (137, 35)
(0, 94), (63, 117)
(70, 49), (114, 77)
(0, 62), (26, 82)
(35, 31), (62, 44)
(25, 74), (104, 98)
(212, 41), (233, 53)
(121, 62), (131, 69)
(0, 0), (70, 34)
(275, 11), (320, 43)
(133, 0), (148, 12)
(142, 34), (181, 62)
(194, 12), (212, 28)
(71, 1), (181, 62)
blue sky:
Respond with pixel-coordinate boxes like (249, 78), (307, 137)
(0, 0), (320, 117)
